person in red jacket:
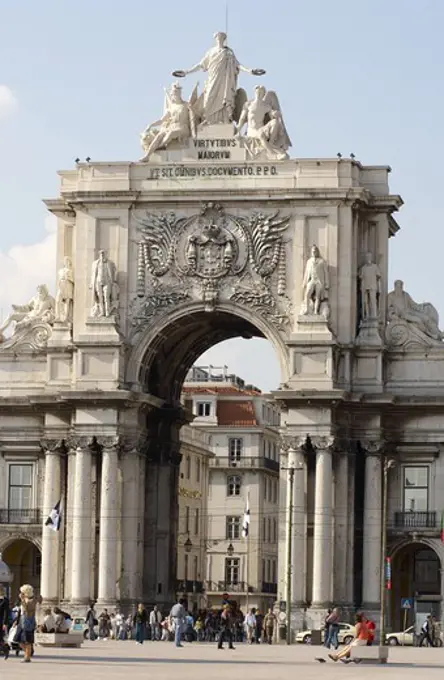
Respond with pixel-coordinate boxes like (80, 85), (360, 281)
(364, 617), (375, 646)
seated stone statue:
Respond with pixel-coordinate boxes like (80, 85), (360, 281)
(0, 284), (55, 342)
(140, 82), (197, 161)
(236, 85), (292, 160)
(387, 279), (444, 345)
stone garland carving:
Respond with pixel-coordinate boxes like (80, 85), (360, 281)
(386, 279), (444, 348)
(90, 250), (119, 318)
(0, 284), (55, 351)
(131, 202), (291, 335)
(55, 257), (74, 324)
(301, 245), (330, 319)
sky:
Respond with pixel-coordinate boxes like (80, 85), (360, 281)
(1, 0), (443, 391)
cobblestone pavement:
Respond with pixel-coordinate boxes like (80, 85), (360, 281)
(7, 641), (444, 679)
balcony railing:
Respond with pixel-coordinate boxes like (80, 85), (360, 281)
(393, 511), (437, 529)
(205, 580), (247, 593)
(0, 509), (41, 524)
(210, 457), (279, 473)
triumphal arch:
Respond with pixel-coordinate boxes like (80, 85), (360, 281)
(1, 32), (444, 627)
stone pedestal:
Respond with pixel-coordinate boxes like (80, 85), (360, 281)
(47, 322), (72, 347)
(356, 317), (382, 347)
(97, 443), (119, 607)
(288, 316), (335, 390)
(71, 446), (93, 604)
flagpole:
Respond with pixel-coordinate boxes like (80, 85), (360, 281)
(245, 488), (250, 614)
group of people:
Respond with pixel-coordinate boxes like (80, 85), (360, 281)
(419, 614), (441, 647)
(323, 607), (375, 651)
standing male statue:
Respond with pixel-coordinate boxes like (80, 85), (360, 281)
(302, 245), (329, 315)
(174, 31), (264, 125)
(55, 256), (74, 323)
(90, 250), (118, 318)
(359, 251), (381, 319)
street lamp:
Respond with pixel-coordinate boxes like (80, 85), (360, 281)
(184, 537), (193, 554)
(380, 458), (395, 646)
(227, 543), (234, 557)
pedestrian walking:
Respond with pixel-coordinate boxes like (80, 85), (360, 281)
(419, 615), (434, 647)
(149, 605), (162, 641)
(0, 586), (10, 659)
(263, 608), (277, 644)
(98, 609), (111, 640)
(244, 609), (256, 644)
(15, 584), (36, 663)
(133, 604), (148, 645)
(85, 603), (97, 641)
(170, 599), (186, 648)
(217, 604), (235, 650)
(324, 607), (340, 649)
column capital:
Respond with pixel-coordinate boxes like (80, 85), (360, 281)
(66, 435), (99, 453)
(96, 435), (121, 453)
(359, 439), (387, 456)
(40, 438), (68, 455)
(310, 435), (338, 453)
(279, 434), (308, 453)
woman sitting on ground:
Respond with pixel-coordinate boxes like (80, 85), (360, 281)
(328, 614), (369, 663)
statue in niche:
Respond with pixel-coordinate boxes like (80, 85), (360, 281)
(173, 31), (265, 125)
(90, 250), (119, 318)
(359, 251), (381, 319)
(302, 245), (329, 316)
(387, 279), (444, 342)
(55, 256), (74, 323)
(236, 85), (292, 160)
(140, 82), (198, 161)
(0, 284), (55, 341)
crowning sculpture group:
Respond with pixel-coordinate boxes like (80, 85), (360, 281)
(0, 31), (443, 350)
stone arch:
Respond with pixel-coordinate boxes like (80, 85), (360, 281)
(1, 536), (42, 601)
(126, 301), (289, 404)
(389, 539), (442, 631)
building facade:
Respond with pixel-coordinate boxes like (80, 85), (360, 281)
(183, 366), (280, 613)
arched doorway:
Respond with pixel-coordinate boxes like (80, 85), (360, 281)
(2, 539), (41, 603)
(390, 542), (441, 631)
(127, 305), (286, 605)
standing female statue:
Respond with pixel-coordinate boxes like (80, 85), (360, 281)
(174, 32), (264, 125)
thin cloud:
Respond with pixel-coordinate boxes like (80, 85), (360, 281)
(0, 217), (56, 322)
(0, 85), (18, 119)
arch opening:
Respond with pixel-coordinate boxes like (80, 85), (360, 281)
(390, 541), (441, 632)
(134, 307), (287, 405)
(2, 539), (41, 602)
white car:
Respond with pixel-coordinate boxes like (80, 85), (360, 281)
(295, 622), (356, 645)
(386, 626), (443, 647)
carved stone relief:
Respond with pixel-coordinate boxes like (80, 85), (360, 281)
(130, 202), (291, 337)
(0, 284), (55, 351)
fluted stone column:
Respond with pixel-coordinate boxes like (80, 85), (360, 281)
(71, 442), (93, 604)
(362, 443), (383, 609)
(312, 436), (334, 607)
(121, 445), (144, 606)
(288, 444), (307, 605)
(40, 440), (64, 603)
(334, 451), (349, 604)
(97, 438), (120, 607)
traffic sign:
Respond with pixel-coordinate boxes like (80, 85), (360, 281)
(401, 598), (413, 609)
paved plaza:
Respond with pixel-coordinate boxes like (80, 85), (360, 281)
(7, 642), (444, 679)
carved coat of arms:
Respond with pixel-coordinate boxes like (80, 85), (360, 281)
(131, 202), (291, 332)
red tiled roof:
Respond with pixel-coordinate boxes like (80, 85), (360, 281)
(216, 400), (258, 427)
(182, 385), (260, 396)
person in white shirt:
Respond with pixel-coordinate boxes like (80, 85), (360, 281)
(149, 606), (162, 641)
(244, 609), (256, 644)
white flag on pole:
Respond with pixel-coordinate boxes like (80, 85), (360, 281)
(242, 494), (250, 538)
(45, 500), (62, 531)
